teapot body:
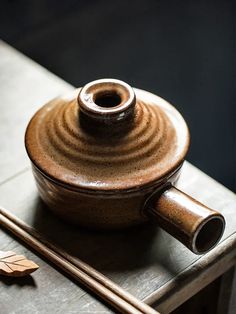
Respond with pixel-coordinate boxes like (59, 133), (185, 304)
(32, 163), (181, 229)
(25, 79), (225, 254)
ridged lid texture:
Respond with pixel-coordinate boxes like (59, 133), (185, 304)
(25, 79), (189, 193)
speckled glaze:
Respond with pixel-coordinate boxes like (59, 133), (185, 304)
(25, 79), (225, 254)
(25, 80), (188, 192)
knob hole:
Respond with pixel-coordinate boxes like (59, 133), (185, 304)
(94, 92), (121, 108)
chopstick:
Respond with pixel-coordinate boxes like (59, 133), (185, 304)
(0, 206), (158, 314)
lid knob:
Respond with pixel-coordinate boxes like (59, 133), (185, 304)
(78, 79), (136, 124)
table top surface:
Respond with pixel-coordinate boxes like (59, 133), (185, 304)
(0, 40), (236, 314)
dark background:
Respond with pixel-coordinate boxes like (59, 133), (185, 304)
(1, 0), (235, 191)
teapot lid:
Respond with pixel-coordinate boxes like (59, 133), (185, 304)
(25, 79), (189, 193)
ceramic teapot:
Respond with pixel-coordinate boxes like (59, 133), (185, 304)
(25, 79), (225, 254)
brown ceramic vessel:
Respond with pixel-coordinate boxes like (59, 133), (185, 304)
(25, 79), (225, 254)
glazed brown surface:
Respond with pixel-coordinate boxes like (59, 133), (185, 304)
(25, 81), (189, 193)
(147, 186), (225, 254)
(32, 164), (181, 229)
(25, 79), (224, 250)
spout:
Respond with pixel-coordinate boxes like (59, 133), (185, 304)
(145, 186), (225, 254)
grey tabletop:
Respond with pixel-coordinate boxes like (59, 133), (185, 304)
(0, 40), (236, 314)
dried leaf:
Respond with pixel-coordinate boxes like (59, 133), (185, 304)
(0, 250), (39, 277)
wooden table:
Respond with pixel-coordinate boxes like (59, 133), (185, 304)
(0, 40), (235, 314)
